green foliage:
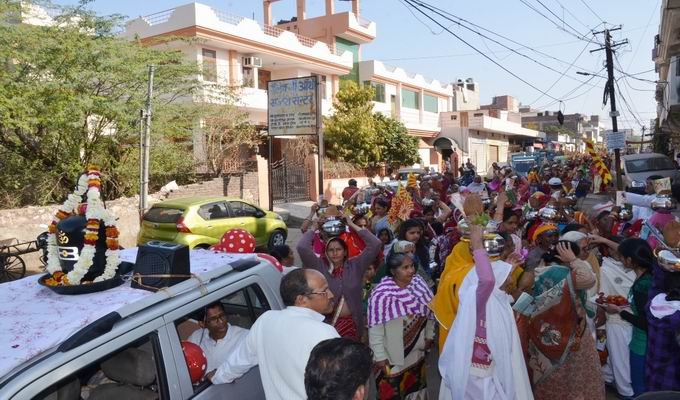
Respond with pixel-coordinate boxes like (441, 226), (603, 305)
(323, 81), (419, 169)
(374, 112), (420, 167)
(0, 1), (253, 207)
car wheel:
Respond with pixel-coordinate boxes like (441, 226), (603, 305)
(268, 230), (287, 249)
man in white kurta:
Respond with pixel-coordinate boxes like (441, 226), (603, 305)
(210, 269), (339, 400)
(187, 302), (248, 372)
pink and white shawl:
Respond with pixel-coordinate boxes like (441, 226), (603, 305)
(368, 275), (433, 328)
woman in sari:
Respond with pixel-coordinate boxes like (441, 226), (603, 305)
(368, 252), (434, 399)
(298, 216), (382, 340)
(528, 241), (605, 400)
(438, 217), (532, 400)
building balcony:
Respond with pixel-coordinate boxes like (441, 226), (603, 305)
(277, 11), (376, 45)
(124, 3), (353, 73)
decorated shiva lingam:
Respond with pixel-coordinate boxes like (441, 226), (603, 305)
(40, 166), (122, 293)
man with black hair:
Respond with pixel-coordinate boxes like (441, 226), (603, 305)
(187, 302), (248, 371)
(304, 338), (373, 400)
(209, 269), (339, 400)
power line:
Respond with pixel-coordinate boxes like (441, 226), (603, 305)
(534, 68), (606, 110)
(550, 0), (593, 31)
(527, 40), (592, 105)
(578, 0), (606, 24)
(404, 0), (602, 90)
(408, 0), (601, 74)
(531, 0), (595, 42)
(517, 0), (599, 44)
(400, 0), (561, 101)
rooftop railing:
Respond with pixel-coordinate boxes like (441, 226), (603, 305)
(139, 6), (338, 56)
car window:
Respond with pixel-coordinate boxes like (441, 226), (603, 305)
(626, 157), (675, 173)
(144, 207), (184, 223)
(33, 334), (167, 400)
(198, 201), (230, 220)
(228, 201), (259, 218)
(173, 284), (271, 395)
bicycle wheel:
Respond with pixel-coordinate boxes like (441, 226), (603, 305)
(2, 256), (26, 282)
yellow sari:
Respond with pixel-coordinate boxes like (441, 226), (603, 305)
(430, 241), (474, 351)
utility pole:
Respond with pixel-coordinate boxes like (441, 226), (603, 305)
(591, 27), (628, 190)
(139, 65), (154, 217)
(640, 125), (647, 153)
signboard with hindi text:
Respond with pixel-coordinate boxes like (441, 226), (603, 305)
(605, 130), (626, 151)
(267, 76), (319, 136)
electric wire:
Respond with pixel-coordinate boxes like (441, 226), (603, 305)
(527, 40), (592, 105)
(400, 0), (561, 101)
(531, 0), (596, 43)
(517, 0), (599, 44)
(406, 0), (602, 74)
(578, 0), (606, 25)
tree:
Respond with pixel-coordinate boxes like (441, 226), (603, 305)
(374, 112), (420, 167)
(323, 81), (379, 167)
(0, 1), (254, 207)
(323, 81), (419, 169)
(199, 89), (260, 177)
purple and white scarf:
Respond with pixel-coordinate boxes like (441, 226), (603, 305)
(368, 275), (433, 328)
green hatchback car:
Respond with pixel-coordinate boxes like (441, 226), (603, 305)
(138, 196), (287, 250)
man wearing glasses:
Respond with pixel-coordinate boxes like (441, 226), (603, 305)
(187, 302), (248, 372)
(208, 268), (339, 400)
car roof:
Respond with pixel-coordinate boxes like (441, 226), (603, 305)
(150, 196), (253, 208)
(0, 249), (272, 383)
(622, 153), (668, 161)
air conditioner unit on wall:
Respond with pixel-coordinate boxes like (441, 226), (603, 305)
(242, 56), (262, 68)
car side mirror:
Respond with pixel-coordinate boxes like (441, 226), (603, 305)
(255, 210), (266, 218)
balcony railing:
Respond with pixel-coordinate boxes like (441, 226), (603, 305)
(263, 24), (337, 55)
(142, 8), (175, 26)
(138, 6), (338, 56)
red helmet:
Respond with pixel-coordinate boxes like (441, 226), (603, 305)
(257, 253), (284, 272)
(181, 341), (207, 384)
(212, 228), (257, 253)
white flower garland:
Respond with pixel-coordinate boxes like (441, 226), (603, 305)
(46, 169), (120, 285)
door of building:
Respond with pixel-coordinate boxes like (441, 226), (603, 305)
(489, 145), (499, 165)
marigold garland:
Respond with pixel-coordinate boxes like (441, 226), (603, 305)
(45, 165), (121, 286)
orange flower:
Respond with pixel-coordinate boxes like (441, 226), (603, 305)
(106, 226), (120, 237)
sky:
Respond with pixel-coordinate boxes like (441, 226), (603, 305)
(54, 0), (661, 132)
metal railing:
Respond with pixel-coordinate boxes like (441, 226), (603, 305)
(214, 9), (245, 26)
(141, 8), (175, 26)
(263, 24), (336, 55)
(138, 5), (338, 56)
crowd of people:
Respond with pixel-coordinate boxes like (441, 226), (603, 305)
(192, 155), (680, 399)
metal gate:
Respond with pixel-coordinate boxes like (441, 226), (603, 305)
(271, 156), (310, 203)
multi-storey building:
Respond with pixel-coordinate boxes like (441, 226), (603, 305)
(435, 88), (540, 174)
(653, 0), (680, 158)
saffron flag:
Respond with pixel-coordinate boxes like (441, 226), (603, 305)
(585, 140), (612, 185)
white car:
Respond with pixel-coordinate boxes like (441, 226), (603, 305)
(0, 249), (283, 400)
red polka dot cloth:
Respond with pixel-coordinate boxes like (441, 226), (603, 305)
(212, 229), (257, 253)
(256, 253), (284, 272)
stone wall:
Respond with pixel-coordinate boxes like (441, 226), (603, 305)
(0, 171), (260, 274)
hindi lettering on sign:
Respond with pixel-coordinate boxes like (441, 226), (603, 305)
(267, 76), (319, 136)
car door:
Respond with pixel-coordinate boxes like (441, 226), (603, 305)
(196, 201), (237, 243)
(8, 318), (179, 400)
(226, 201), (267, 246)
(164, 275), (275, 400)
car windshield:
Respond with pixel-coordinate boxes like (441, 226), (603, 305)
(625, 157), (675, 173)
(143, 207), (184, 223)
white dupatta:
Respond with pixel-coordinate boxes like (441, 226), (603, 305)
(439, 260), (533, 400)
